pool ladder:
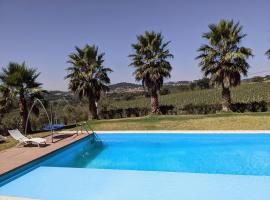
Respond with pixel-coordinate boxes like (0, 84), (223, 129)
(76, 121), (102, 144)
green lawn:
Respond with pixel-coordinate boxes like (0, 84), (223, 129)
(1, 112), (270, 152)
(82, 112), (270, 131)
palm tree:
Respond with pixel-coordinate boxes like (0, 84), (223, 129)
(0, 62), (43, 133)
(266, 49), (270, 59)
(129, 31), (173, 113)
(66, 44), (112, 120)
(197, 19), (253, 111)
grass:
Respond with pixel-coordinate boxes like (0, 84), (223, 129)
(0, 137), (17, 152)
(81, 112), (270, 131)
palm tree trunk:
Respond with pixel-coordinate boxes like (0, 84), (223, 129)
(150, 90), (159, 113)
(88, 98), (98, 120)
(221, 87), (231, 112)
(19, 92), (32, 133)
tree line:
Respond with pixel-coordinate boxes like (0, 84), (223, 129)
(0, 19), (270, 133)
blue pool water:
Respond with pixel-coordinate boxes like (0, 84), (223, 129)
(1, 133), (270, 200)
(39, 134), (270, 176)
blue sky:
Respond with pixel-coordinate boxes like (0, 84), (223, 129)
(0, 0), (269, 91)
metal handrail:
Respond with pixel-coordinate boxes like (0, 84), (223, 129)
(75, 121), (102, 144)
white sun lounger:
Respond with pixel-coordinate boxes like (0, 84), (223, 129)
(8, 129), (46, 147)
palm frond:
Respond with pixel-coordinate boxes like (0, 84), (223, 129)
(0, 62), (42, 95)
(66, 44), (112, 100)
(266, 49), (270, 59)
(129, 31), (173, 91)
(0, 84), (14, 113)
(196, 19), (252, 88)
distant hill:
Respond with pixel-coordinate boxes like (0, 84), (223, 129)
(109, 82), (144, 93)
(243, 75), (270, 83)
(45, 83), (144, 100)
(43, 90), (77, 103)
(109, 82), (141, 89)
(46, 74), (270, 99)
(165, 81), (192, 86)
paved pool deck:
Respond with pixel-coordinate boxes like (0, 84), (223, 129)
(0, 132), (89, 175)
(0, 167), (270, 200)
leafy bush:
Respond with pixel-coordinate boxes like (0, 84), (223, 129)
(190, 78), (211, 90)
(182, 101), (268, 115)
(230, 103), (247, 113)
(0, 112), (20, 135)
(230, 101), (268, 112)
(182, 104), (221, 114)
(251, 76), (264, 82)
(99, 107), (150, 119)
(159, 105), (176, 115)
(159, 88), (171, 95)
(144, 92), (151, 98)
(123, 94), (135, 101)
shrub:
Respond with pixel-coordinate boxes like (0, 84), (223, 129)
(182, 104), (221, 114)
(182, 101), (268, 115)
(159, 105), (176, 115)
(251, 76), (264, 82)
(144, 92), (151, 98)
(230, 103), (247, 113)
(99, 107), (150, 119)
(159, 88), (171, 95)
(123, 94), (135, 101)
(230, 101), (268, 112)
(191, 78), (211, 90)
(0, 112), (20, 135)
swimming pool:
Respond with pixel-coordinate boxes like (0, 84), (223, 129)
(38, 133), (270, 176)
(1, 133), (270, 199)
